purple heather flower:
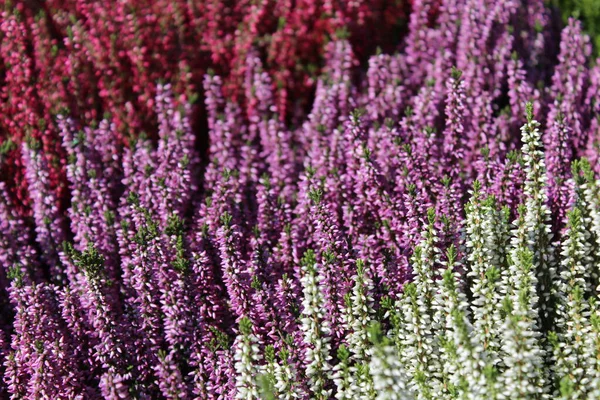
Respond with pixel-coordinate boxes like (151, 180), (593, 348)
(21, 141), (67, 284)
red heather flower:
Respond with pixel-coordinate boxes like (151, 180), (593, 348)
(0, 1), (409, 214)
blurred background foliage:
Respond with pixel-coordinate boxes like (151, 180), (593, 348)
(551, 0), (600, 56)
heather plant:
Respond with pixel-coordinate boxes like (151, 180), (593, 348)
(0, 0), (408, 209)
(1, 0), (600, 399)
(363, 111), (600, 400)
(252, 105), (600, 398)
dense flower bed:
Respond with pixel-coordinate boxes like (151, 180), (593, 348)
(0, 0), (409, 210)
(1, 0), (600, 398)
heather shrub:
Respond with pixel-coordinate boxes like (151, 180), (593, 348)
(0, 0), (600, 399)
(365, 109), (600, 399)
(253, 108), (600, 399)
(0, 0), (408, 209)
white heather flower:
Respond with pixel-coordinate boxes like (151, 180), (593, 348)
(575, 159), (600, 291)
(369, 142), (600, 400)
(272, 349), (306, 399)
(299, 250), (333, 399)
(549, 204), (594, 398)
(519, 106), (556, 327)
(433, 245), (490, 399)
(333, 345), (354, 400)
(397, 280), (440, 399)
(584, 300), (600, 399)
(234, 317), (262, 400)
(260, 346), (305, 400)
(498, 248), (549, 400)
(465, 185), (504, 364)
(396, 209), (443, 399)
(335, 259), (377, 399)
(344, 259), (376, 361)
(368, 323), (414, 400)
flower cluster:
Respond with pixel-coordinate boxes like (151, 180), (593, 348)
(0, 0), (600, 399)
(369, 110), (600, 399)
(0, 0), (408, 209)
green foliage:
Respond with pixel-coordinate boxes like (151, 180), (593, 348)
(66, 242), (105, 281)
(7, 265), (25, 288)
(552, 0), (600, 55)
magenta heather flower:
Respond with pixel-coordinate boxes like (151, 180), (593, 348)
(545, 113), (575, 231)
(216, 212), (252, 321)
(548, 19), (592, 154)
(59, 116), (121, 289)
(0, 182), (39, 287)
(153, 84), (199, 226)
(21, 139), (68, 284)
